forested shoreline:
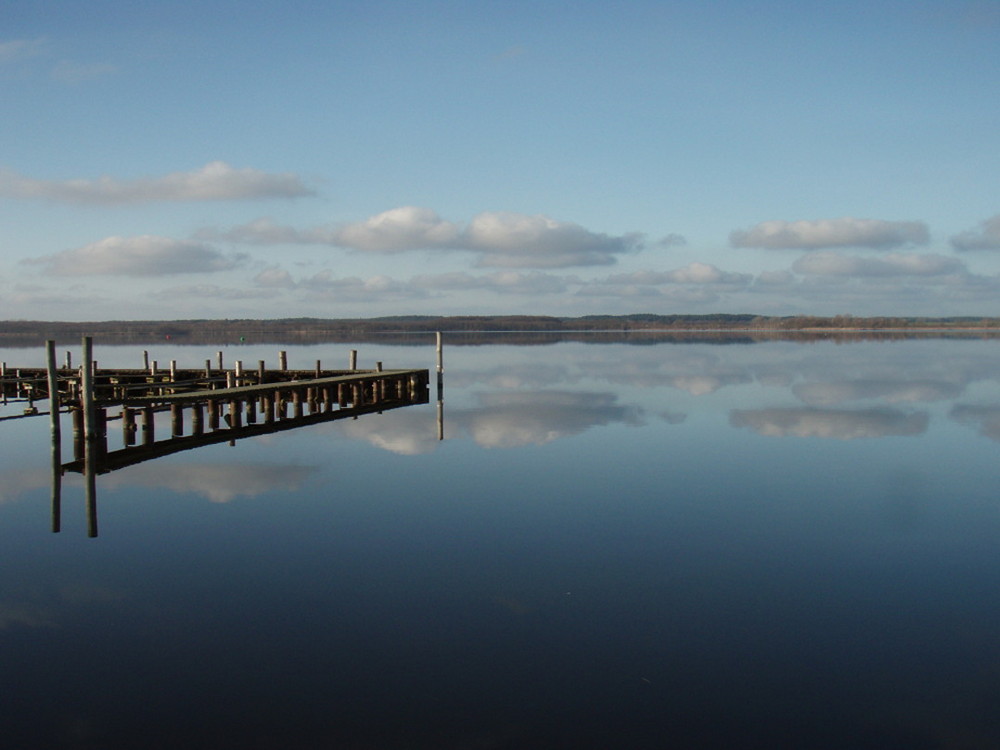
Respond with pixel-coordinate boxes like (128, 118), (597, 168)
(1, 314), (998, 347)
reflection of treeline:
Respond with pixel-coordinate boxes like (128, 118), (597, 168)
(1, 314), (999, 347)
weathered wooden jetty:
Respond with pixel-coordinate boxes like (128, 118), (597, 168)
(2, 337), (435, 537)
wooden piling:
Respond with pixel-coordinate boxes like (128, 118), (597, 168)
(142, 406), (154, 445)
(279, 351), (288, 371)
(81, 337), (96, 444)
(229, 399), (242, 429)
(46, 341), (62, 533)
(123, 407), (137, 446)
(349, 350), (357, 371)
(171, 404), (183, 437)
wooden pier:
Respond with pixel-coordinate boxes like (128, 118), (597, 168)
(61, 368), (430, 474)
(2, 338), (434, 536)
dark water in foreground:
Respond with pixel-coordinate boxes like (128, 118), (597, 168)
(2, 337), (1000, 749)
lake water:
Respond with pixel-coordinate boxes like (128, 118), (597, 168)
(2, 335), (1000, 749)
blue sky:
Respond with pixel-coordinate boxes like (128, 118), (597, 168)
(2, 0), (999, 320)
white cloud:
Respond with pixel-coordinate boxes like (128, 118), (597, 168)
(0, 161), (314, 204)
(0, 38), (46, 64)
(300, 271), (428, 302)
(579, 262), (751, 302)
(792, 252), (963, 277)
(601, 263), (752, 286)
(150, 284), (280, 301)
(463, 211), (641, 268)
(254, 267), (297, 288)
(206, 207), (643, 268)
(330, 206), (461, 251)
(31, 235), (245, 276)
(731, 217), (930, 250)
(412, 270), (569, 295)
(950, 214), (1000, 250)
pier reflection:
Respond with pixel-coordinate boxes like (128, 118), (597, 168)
(50, 382), (430, 536)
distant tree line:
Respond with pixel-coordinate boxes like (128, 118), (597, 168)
(0, 314), (998, 347)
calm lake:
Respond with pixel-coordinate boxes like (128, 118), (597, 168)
(2, 334), (1000, 749)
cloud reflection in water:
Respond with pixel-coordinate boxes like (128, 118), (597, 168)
(730, 407), (929, 439)
(102, 462), (318, 503)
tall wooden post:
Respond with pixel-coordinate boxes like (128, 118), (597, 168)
(82, 335), (99, 538)
(46, 341), (62, 532)
(279, 351), (288, 371)
(436, 331), (444, 401)
(349, 350), (358, 371)
(81, 337), (96, 444)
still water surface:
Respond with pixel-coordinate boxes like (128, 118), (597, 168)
(2, 336), (1000, 749)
